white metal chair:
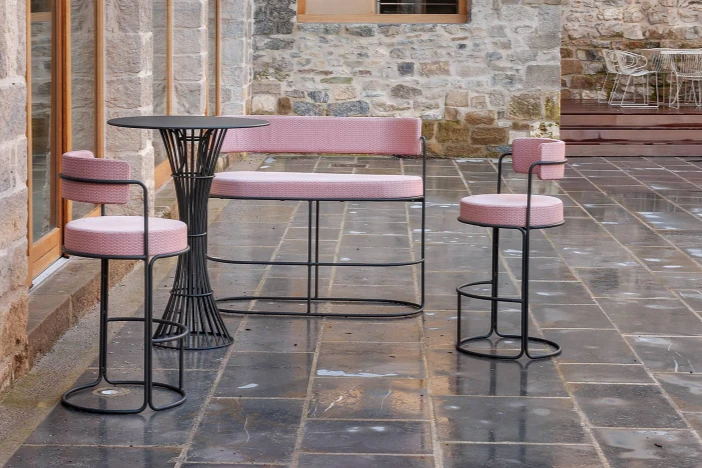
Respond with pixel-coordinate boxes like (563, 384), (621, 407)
(669, 51), (702, 109)
(613, 50), (659, 108)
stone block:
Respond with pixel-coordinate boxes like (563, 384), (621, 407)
(436, 121), (471, 143)
(398, 62), (415, 76)
(508, 93), (542, 120)
(561, 59), (584, 76)
(252, 81), (282, 95)
(0, 83), (26, 142)
(174, 81), (206, 115)
(545, 93), (560, 121)
(251, 94), (277, 114)
(390, 84), (422, 99)
(526, 64), (561, 87)
(174, 53), (206, 81)
(420, 61), (450, 77)
(328, 101), (370, 117)
(445, 90), (470, 107)
(422, 121), (436, 140)
(307, 90), (329, 103)
(278, 97), (292, 114)
(320, 77), (353, 84)
(293, 101), (325, 116)
(333, 86), (357, 101)
(471, 127), (509, 145)
(465, 110), (497, 126)
(346, 25), (375, 37)
(371, 100), (411, 113)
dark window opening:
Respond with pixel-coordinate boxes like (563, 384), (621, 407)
(378, 0), (459, 14)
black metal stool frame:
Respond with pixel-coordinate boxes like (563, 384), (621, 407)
(59, 174), (189, 414)
(208, 137), (427, 318)
(456, 153), (567, 360)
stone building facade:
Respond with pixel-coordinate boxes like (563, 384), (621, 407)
(562, 0), (702, 99)
(0, 0), (30, 390)
(248, 0), (563, 156)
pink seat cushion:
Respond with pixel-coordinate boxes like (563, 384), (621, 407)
(211, 171), (424, 200)
(459, 194), (563, 228)
(64, 216), (188, 257)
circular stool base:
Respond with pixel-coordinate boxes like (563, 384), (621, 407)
(457, 334), (561, 360)
(62, 379), (186, 414)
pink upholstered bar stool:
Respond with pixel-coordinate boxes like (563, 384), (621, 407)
(456, 138), (567, 360)
(60, 151), (189, 414)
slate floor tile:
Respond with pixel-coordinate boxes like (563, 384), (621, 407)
(7, 446), (179, 468)
(594, 428), (702, 468)
(308, 377), (428, 420)
(571, 384), (686, 429)
(187, 399), (303, 464)
(442, 443), (602, 468)
(433, 396), (587, 443)
(316, 342), (424, 379)
(300, 420), (432, 454)
(297, 454), (434, 468)
(214, 352), (313, 399)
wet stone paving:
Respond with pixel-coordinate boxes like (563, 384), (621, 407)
(9, 155), (702, 467)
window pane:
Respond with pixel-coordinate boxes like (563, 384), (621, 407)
(379, 0), (459, 14)
(31, 2), (57, 240)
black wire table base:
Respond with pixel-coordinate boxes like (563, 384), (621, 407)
(153, 127), (233, 350)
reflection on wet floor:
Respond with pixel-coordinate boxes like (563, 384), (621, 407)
(8, 156), (702, 468)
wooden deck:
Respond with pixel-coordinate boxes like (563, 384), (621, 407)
(560, 99), (702, 157)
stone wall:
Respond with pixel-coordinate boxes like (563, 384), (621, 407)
(248, 0), (562, 157)
(105, 0), (155, 214)
(0, 0), (29, 390)
(562, 0), (702, 99)
(220, 0), (254, 115)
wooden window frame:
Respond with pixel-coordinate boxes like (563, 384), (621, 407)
(298, 0), (468, 24)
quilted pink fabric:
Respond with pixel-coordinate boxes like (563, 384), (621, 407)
(62, 151), (131, 204)
(459, 194), (564, 228)
(64, 216), (188, 257)
(511, 138), (566, 180)
(211, 171), (424, 200)
(219, 115), (422, 156)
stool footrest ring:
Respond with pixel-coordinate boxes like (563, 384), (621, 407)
(456, 334), (561, 360)
(456, 280), (522, 304)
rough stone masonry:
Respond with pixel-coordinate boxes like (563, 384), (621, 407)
(0, 0), (30, 391)
(248, 0), (562, 157)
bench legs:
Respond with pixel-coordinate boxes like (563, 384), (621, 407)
(208, 198), (425, 318)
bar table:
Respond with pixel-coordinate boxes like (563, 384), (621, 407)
(108, 116), (269, 350)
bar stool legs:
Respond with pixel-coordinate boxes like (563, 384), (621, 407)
(62, 255), (189, 414)
(456, 227), (561, 360)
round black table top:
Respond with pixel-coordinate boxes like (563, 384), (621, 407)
(107, 115), (269, 130)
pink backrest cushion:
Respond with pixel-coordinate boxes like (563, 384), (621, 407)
(61, 151), (131, 204)
(220, 115), (422, 156)
(511, 138), (566, 181)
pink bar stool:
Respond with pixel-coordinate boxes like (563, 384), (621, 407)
(60, 151), (190, 414)
(456, 139), (567, 360)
